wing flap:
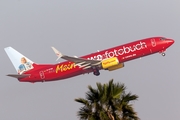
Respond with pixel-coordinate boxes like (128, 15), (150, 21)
(51, 47), (101, 69)
(62, 55), (100, 64)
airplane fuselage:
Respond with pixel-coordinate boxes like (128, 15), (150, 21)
(18, 37), (174, 82)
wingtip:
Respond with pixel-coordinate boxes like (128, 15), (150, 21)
(51, 46), (55, 49)
(51, 46), (63, 61)
(56, 56), (61, 61)
(51, 46), (56, 51)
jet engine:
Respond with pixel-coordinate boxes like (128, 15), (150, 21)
(101, 57), (124, 71)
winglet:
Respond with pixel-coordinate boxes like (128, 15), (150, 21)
(51, 47), (63, 61)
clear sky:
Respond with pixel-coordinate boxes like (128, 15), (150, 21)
(0, 0), (180, 120)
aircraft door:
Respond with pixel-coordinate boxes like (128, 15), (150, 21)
(39, 71), (45, 79)
(151, 39), (156, 47)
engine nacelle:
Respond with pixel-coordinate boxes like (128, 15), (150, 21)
(107, 63), (124, 71)
(101, 57), (119, 69)
(101, 57), (124, 71)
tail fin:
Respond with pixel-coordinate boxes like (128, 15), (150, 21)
(4, 47), (34, 74)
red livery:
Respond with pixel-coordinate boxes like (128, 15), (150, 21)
(4, 37), (174, 83)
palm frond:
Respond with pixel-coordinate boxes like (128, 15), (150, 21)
(75, 98), (90, 106)
(75, 79), (140, 120)
(122, 92), (138, 103)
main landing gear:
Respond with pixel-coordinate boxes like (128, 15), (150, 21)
(93, 68), (100, 76)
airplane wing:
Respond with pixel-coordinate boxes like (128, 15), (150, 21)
(7, 74), (31, 79)
(51, 47), (101, 69)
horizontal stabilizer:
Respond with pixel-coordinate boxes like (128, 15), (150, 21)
(7, 74), (31, 79)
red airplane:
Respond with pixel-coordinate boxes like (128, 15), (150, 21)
(4, 37), (174, 83)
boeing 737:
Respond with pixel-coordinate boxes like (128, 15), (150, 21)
(4, 37), (174, 83)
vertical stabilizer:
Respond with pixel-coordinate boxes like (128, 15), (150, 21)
(4, 47), (34, 74)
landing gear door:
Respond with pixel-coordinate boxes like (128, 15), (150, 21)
(39, 71), (45, 79)
(151, 39), (156, 47)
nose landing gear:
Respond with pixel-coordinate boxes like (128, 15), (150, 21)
(161, 53), (166, 56)
(159, 50), (166, 56)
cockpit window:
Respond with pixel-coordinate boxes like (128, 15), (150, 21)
(160, 37), (166, 40)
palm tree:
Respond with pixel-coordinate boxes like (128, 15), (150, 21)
(75, 79), (139, 120)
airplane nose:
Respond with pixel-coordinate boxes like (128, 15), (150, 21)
(167, 39), (175, 46)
